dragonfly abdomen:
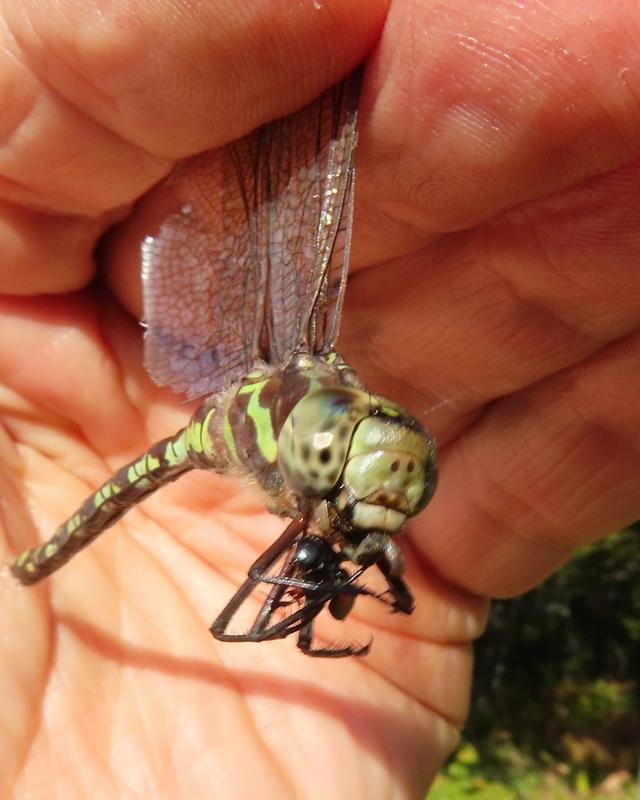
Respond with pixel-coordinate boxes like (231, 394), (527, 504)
(11, 429), (194, 585)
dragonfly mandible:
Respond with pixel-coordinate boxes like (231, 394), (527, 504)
(10, 68), (438, 657)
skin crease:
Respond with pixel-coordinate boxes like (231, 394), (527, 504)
(0, 0), (640, 796)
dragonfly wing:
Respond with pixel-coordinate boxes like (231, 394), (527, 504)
(142, 68), (362, 399)
(142, 141), (268, 400)
(265, 69), (361, 361)
(313, 150), (355, 355)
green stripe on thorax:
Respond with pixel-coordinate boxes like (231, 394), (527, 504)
(238, 378), (277, 463)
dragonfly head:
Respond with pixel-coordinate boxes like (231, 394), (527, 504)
(278, 388), (437, 535)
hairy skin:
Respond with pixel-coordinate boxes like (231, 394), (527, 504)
(1, 0), (640, 797)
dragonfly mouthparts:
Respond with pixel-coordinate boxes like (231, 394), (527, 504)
(351, 501), (407, 534)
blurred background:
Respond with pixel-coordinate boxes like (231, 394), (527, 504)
(431, 524), (640, 800)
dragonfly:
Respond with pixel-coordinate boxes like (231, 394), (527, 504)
(10, 67), (438, 657)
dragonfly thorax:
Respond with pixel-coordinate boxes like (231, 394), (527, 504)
(278, 386), (437, 535)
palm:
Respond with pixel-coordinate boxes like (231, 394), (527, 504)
(1, 294), (473, 796)
(2, 2), (640, 798)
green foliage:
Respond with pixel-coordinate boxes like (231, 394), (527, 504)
(432, 527), (640, 798)
(432, 739), (636, 799)
(469, 528), (640, 760)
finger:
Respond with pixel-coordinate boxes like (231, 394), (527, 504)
(355, 0), (640, 264)
(3, 0), (386, 159)
(342, 158), (640, 431)
(419, 330), (640, 597)
(0, 37), (152, 292)
(0, 39), (168, 215)
(105, 0), (640, 316)
(0, 203), (107, 295)
(0, 294), (145, 453)
(0, 0), (387, 294)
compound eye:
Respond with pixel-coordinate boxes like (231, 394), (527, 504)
(295, 536), (326, 569)
(278, 387), (370, 498)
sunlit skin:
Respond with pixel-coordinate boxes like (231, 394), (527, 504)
(1, 0), (640, 797)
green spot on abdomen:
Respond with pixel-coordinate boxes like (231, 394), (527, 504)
(67, 513), (82, 535)
(167, 430), (189, 464)
(43, 542), (59, 559)
(186, 410), (217, 464)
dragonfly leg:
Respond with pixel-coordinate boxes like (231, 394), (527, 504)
(251, 563), (372, 656)
(211, 576), (326, 644)
(375, 558), (415, 615)
(211, 521), (378, 653)
(296, 620), (370, 658)
(210, 517), (306, 642)
(234, 589), (370, 656)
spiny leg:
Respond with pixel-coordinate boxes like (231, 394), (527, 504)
(296, 621), (370, 658)
(211, 574), (328, 645)
(210, 517), (308, 642)
(375, 557), (415, 615)
(292, 556), (413, 656)
(294, 563), (372, 657)
(291, 553), (413, 656)
(250, 549), (300, 633)
(211, 519), (376, 652)
(244, 547), (377, 646)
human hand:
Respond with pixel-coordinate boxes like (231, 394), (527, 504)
(1, 1), (639, 798)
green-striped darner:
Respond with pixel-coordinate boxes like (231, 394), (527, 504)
(10, 68), (438, 656)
